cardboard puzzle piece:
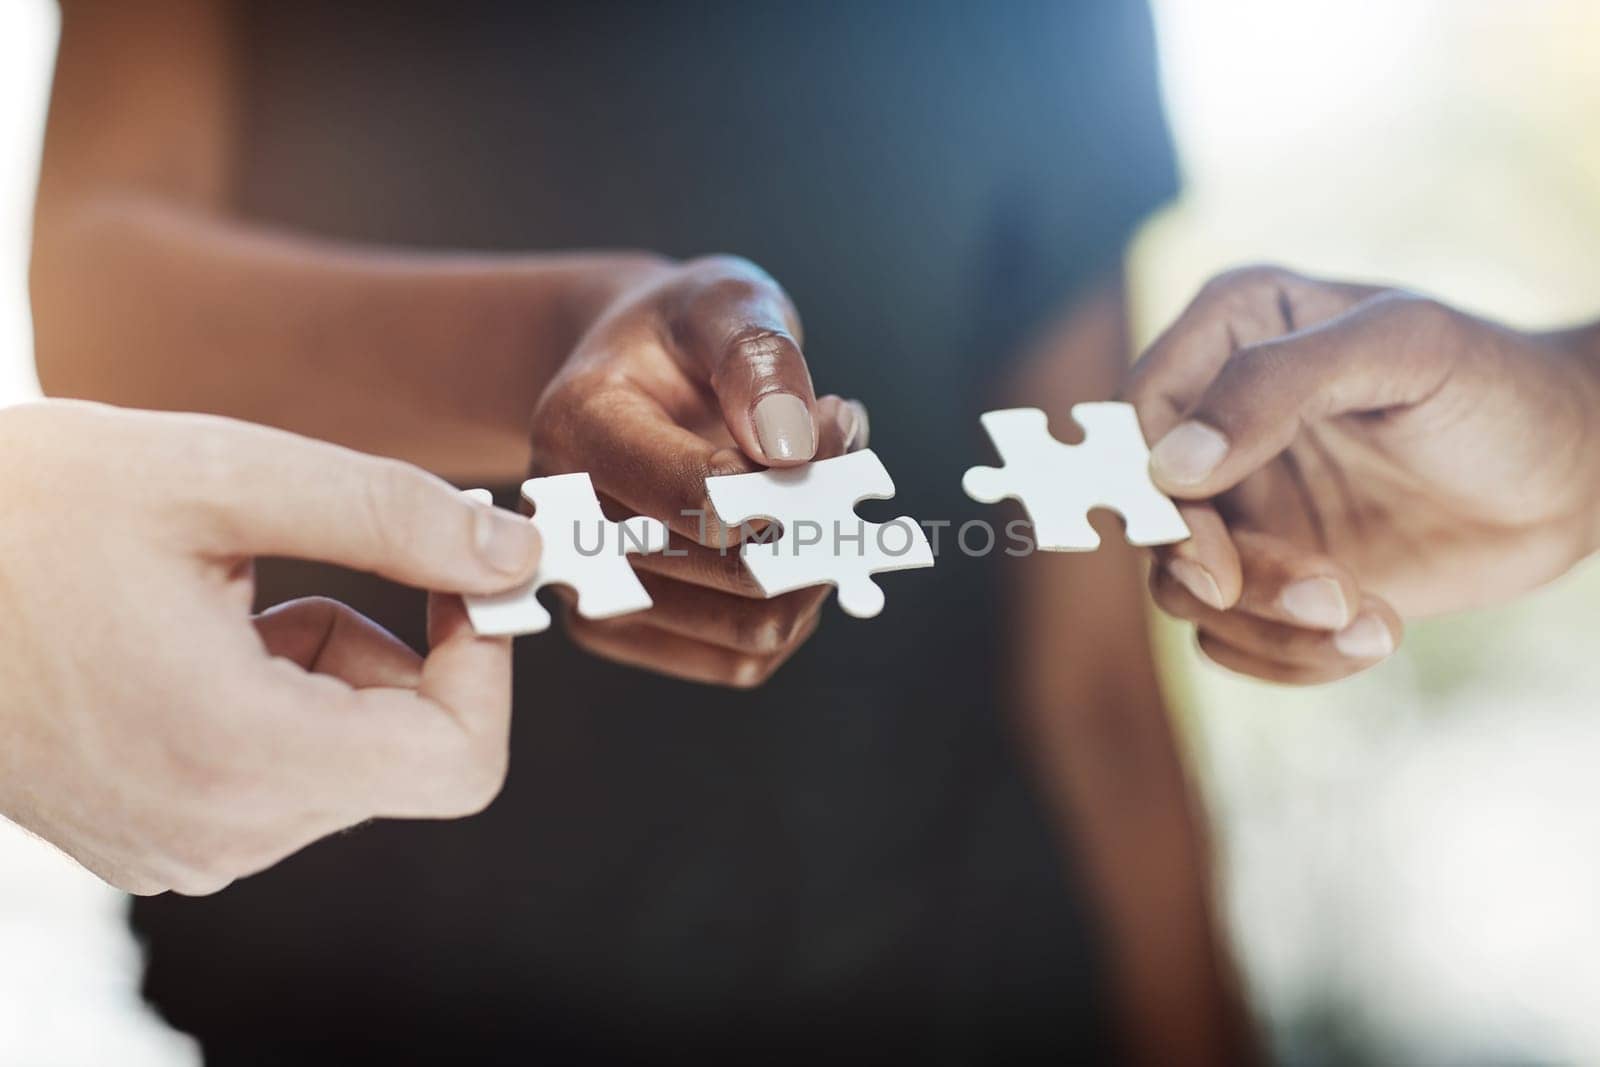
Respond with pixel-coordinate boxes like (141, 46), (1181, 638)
(463, 474), (667, 636)
(705, 449), (933, 619)
(962, 403), (1191, 551)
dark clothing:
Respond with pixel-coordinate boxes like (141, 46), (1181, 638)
(132, 2), (1178, 1062)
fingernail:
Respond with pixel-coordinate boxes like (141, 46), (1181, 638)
(836, 403), (862, 452)
(1149, 421), (1230, 487)
(843, 399), (871, 452)
(753, 393), (816, 462)
(1168, 559), (1225, 609)
(1279, 577), (1351, 629)
(1334, 614), (1395, 659)
(474, 504), (541, 575)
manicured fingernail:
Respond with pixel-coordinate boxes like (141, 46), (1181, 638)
(753, 393), (816, 462)
(1334, 614), (1395, 659)
(1168, 559), (1225, 610)
(1279, 577), (1351, 629)
(1149, 421), (1230, 487)
(474, 504), (541, 575)
(843, 399), (871, 451)
(836, 402), (861, 452)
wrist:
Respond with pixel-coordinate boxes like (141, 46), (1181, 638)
(550, 251), (673, 343)
(463, 253), (668, 450)
(508, 251), (670, 376)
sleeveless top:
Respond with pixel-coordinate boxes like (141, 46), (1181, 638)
(132, 3), (1178, 1061)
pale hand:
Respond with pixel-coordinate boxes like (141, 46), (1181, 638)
(0, 401), (544, 894)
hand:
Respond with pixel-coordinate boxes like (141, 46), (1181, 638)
(531, 255), (868, 687)
(0, 401), (544, 895)
(1122, 266), (1600, 684)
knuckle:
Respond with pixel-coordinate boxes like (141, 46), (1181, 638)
(159, 831), (246, 895)
(529, 380), (581, 458)
(778, 598), (820, 647)
(729, 642), (800, 689)
(441, 731), (510, 817)
(1208, 263), (1291, 296)
(292, 595), (346, 635)
(726, 655), (771, 690)
(686, 252), (766, 284)
(1391, 293), (1460, 338)
(724, 324), (797, 360)
(731, 605), (790, 655)
(689, 274), (766, 326)
(356, 460), (432, 563)
(448, 752), (509, 817)
(174, 421), (252, 533)
(169, 868), (237, 897)
(531, 373), (624, 459)
(1230, 337), (1297, 385)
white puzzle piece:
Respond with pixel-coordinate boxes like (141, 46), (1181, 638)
(462, 474), (668, 637)
(705, 449), (934, 619)
(962, 403), (1191, 551)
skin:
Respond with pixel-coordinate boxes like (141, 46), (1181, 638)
(1005, 281), (1259, 1067)
(0, 400), (546, 896)
(526, 255), (868, 687)
(1123, 265), (1600, 685)
(32, 0), (859, 685)
(31, 1), (1247, 1059)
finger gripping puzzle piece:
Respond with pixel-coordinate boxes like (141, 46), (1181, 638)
(962, 403), (1190, 551)
(705, 449), (934, 619)
(463, 474), (667, 637)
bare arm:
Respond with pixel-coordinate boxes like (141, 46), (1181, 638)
(30, 0), (654, 481)
(1001, 278), (1259, 1067)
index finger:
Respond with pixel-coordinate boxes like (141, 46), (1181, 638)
(1122, 266), (1379, 440)
(173, 413), (542, 595)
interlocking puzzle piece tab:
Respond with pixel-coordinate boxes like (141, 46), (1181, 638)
(463, 474), (667, 637)
(705, 449), (934, 619)
(962, 403), (1191, 551)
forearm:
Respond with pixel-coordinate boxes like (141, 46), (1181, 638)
(1002, 279), (1257, 1065)
(32, 0), (657, 481)
(31, 193), (652, 479)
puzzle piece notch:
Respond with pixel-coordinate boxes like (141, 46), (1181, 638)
(463, 474), (667, 637)
(962, 403), (1190, 551)
(705, 449), (933, 619)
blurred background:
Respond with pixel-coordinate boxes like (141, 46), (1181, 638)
(2, 0), (1599, 1063)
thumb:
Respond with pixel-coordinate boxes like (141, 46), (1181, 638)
(190, 420), (541, 594)
(1146, 294), (1458, 499)
(664, 255), (819, 467)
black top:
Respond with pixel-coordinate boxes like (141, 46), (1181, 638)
(132, 2), (1178, 1063)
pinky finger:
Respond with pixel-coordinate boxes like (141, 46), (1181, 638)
(1195, 630), (1385, 686)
